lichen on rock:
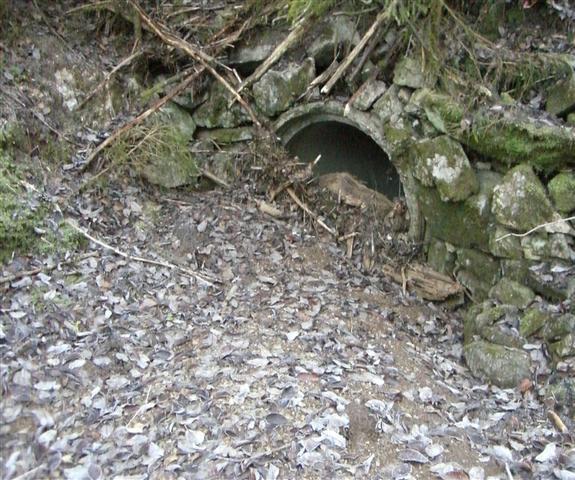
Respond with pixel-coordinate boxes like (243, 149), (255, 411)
(492, 164), (555, 232)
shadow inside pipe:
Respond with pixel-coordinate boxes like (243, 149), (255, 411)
(284, 121), (402, 199)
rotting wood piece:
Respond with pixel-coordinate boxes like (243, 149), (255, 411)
(381, 263), (463, 301)
(319, 172), (394, 216)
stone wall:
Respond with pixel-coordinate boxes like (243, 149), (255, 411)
(147, 16), (575, 396)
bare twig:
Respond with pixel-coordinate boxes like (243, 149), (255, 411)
(0, 252), (98, 286)
(321, 0), (398, 95)
(65, 219), (220, 287)
(79, 50), (144, 109)
(495, 216), (575, 242)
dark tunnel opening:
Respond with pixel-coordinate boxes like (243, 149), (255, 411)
(284, 121), (401, 199)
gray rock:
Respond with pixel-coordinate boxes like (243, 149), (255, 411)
(412, 136), (479, 202)
(543, 314), (575, 341)
(521, 233), (575, 261)
(307, 17), (359, 68)
(456, 249), (500, 301)
(228, 29), (287, 68)
(464, 340), (531, 388)
(519, 308), (549, 338)
(489, 278), (535, 309)
(546, 72), (575, 116)
(193, 83), (250, 129)
(492, 164), (555, 231)
(393, 57), (426, 89)
(373, 85), (404, 124)
(489, 226), (523, 259)
(548, 171), (575, 213)
(427, 239), (455, 275)
(549, 334), (575, 358)
(349, 79), (387, 111)
(252, 59), (315, 117)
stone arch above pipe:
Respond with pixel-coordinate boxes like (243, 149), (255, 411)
(274, 101), (423, 240)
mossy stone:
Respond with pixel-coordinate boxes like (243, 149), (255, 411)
(489, 226), (523, 259)
(546, 73), (575, 116)
(464, 340), (531, 388)
(417, 89), (575, 173)
(193, 83), (250, 128)
(502, 259), (567, 302)
(489, 277), (535, 309)
(481, 325), (525, 349)
(548, 171), (575, 213)
(542, 314), (575, 341)
(427, 239), (455, 275)
(521, 233), (574, 261)
(567, 113), (575, 126)
(252, 59), (315, 117)
(416, 185), (492, 249)
(373, 85), (404, 124)
(549, 334), (575, 359)
(520, 308), (549, 338)
(492, 164), (555, 232)
(456, 249), (501, 301)
(412, 136), (479, 202)
(393, 57), (427, 89)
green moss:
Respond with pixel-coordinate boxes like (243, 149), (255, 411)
(548, 172), (575, 213)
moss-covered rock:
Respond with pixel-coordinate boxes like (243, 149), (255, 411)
(502, 259), (567, 302)
(427, 239), (455, 275)
(492, 164), (555, 231)
(412, 136), (478, 202)
(546, 72), (575, 116)
(489, 277), (535, 309)
(464, 340), (531, 388)
(349, 79), (387, 111)
(417, 89), (575, 173)
(252, 59), (315, 117)
(193, 83), (250, 129)
(456, 249), (501, 301)
(196, 127), (253, 144)
(307, 16), (358, 69)
(542, 314), (575, 341)
(521, 232), (574, 261)
(549, 334), (575, 358)
(489, 226), (523, 259)
(417, 185), (492, 249)
(519, 308), (549, 338)
(393, 57), (428, 89)
(373, 85), (404, 124)
(548, 171), (575, 213)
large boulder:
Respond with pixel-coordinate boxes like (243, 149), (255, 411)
(464, 340), (531, 388)
(412, 136), (479, 202)
(252, 59), (315, 117)
(415, 89), (575, 173)
(492, 164), (555, 231)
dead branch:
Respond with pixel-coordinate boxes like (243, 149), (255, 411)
(381, 263), (463, 301)
(80, 67), (202, 171)
(79, 49), (144, 109)
(495, 215), (575, 242)
(0, 252), (98, 287)
(65, 219), (220, 287)
(321, 0), (398, 95)
(127, 0), (263, 128)
(237, 17), (310, 93)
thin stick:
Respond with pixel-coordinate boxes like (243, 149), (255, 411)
(65, 219), (220, 286)
(495, 216), (575, 242)
(321, 0), (398, 95)
(0, 252), (98, 286)
(79, 50), (144, 109)
(200, 168), (230, 188)
(80, 68), (202, 171)
(237, 17), (309, 93)
(128, 0), (262, 128)
(286, 187), (336, 236)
